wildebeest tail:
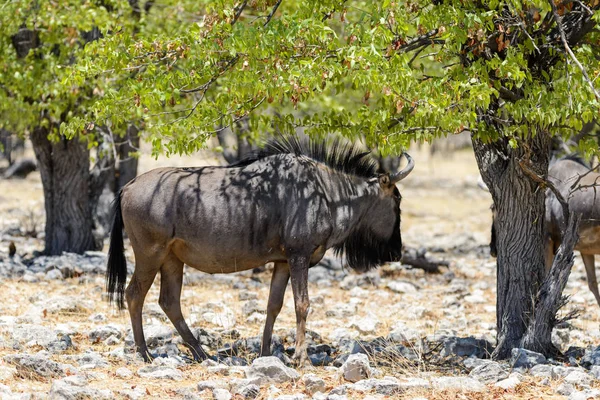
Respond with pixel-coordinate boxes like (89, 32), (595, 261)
(107, 190), (127, 309)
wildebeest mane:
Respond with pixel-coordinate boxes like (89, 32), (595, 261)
(334, 208), (402, 272)
(560, 153), (589, 168)
(230, 135), (379, 178)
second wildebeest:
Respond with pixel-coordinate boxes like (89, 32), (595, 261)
(487, 155), (600, 306)
(106, 136), (414, 365)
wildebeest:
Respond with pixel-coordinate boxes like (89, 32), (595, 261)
(487, 155), (600, 306)
(106, 136), (414, 365)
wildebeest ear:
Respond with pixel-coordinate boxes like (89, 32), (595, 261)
(378, 174), (390, 187)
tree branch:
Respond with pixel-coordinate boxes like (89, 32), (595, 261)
(498, 86), (524, 102)
(568, 162), (600, 192)
(322, 1), (347, 22)
(394, 29), (442, 54)
(550, 0), (600, 100)
(180, 55), (239, 94)
(519, 158), (569, 224)
(264, 0), (283, 27)
(231, 0), (248, 26)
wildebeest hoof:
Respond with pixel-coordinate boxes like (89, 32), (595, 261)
(292, 354), (312, 369)
(138, 350), (154, 363)
(191, 348), (214, 363)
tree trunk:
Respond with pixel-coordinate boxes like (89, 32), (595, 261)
(473, 130), (552, 359)
(31, 127), (99, 255)
(115, 124), (140, 192)
(521, 211), (579, 355)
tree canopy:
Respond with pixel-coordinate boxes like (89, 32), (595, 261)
(0, 1), (139, 142)
(51, 0), (600, 157)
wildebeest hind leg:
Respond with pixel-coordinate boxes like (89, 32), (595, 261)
(159, 254), (210, 361)
(289, 255), (311, 367)
(126, 255), (161, 362)
(261, 262), (290, 357)
(582, 253), (600, 307)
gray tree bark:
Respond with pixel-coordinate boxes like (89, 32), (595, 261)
(31, 127), (100, 255)
(473, 131), (551, 359)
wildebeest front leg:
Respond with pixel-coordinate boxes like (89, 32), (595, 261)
(582, 253), (600, 307)
(261, 262), (290, 356)
(159, 254), (210, 361)
(288, 255), (311, 366)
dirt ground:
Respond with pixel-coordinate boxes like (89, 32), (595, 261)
(0, 143), (599, 399)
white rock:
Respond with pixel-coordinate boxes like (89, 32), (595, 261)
(88, 313), (107, 322)
(242, 300), (264, 317)
(431, 377), (485, 392)
(326, 394), (348, 400)
(12, 324), (58, 347)
(387, 321), (421, 343)
(303, 374), (326, 395)
(468, 361), (509, 383)
(0, 365), (16, 381)
(45, 269), (63, 280)
(49, 376), (113, 399)
(0, 384), (11, 394)
(351, 378), (401, 395)
(88, 325), (122, 342)
(245, 357), (299, 384)
(197, 379), (230, 391)
(118, 386), (147, 400)
(349, 317), (380, 335)
(326, 303), (357, 318)
(328, 328), (359, 344)
(569, 389), (600, 400)
(494, 373), (521, 390)
(464, 289), (487, 304)
(234, 382), (260, 399)
(201, 303), (236, 330)
(4, 353), (72, 378)
(348, 287), (369, 298)
(125, 325), (172, 347)
(556, 383), (575, 396)
(510, 348), (547, 368)
(529, 364), (553, 378)
(341, 354), (371, 383)
(246, 312), (266, 324)
(115, 367), (133, 378)
(398, 377), (431, 390)
(387, 281), (417, 294)
(137, 365), (183, 381)
(212, 388), (232, 400)
(564, 370), (592, 387)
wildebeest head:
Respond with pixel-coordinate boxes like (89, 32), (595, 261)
(335, 153), (414, 272)
(236, 135), (414, 272)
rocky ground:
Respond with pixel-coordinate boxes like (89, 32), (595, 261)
(0, 146), (600, 399)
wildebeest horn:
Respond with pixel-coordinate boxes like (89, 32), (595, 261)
(390, 153), (415, 183)
(477, 176), (490, 192)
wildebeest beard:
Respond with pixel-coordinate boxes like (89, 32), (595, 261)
(335, 212), (402, 272)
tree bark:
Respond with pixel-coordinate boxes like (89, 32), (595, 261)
(473, 130), (552, 359)
(30, 127), (99, 255)
(521, 211), (580, 356)
(93, 124), (140, 239)
(114, 124), (140, 192)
